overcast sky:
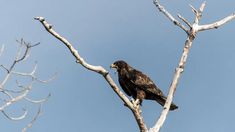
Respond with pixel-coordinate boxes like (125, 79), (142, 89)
(0, 0), (235, 132)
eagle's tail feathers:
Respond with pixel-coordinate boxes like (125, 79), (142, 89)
(155, 95), (178, 111)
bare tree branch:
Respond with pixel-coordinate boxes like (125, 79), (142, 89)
(34, 16), (148, 132)
(198, 13), (235, 31)
(151, 1), (235, 132)
(153, 0), (189, 34)
(0, 39), (53, 131)
(0, 85), (31, 111)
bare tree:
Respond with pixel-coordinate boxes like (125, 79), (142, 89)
(0, 39), (53, 132)
(35, 1), (235, 132)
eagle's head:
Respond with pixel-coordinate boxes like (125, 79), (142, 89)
(110, 60), (128, 71)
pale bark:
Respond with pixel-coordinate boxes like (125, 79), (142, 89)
(151, 1), (235, 132)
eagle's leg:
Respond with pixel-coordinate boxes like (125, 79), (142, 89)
(132, 99), (142, 113)
(134, 99), (140, 105)
(136, 90), (146, 106)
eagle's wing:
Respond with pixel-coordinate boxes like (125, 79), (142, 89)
(130, 70), (163, 96)
(118, 77), (132, 96)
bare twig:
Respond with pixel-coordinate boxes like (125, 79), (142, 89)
(189, 4), (198, 15)
(177, 14), (192, 28)
(194, 1), (206, 25)
(2, 109), (28, 121)
(22, 104), (42, 132)
(12, 63), (57, 83)
(0, 45), (4, 57)
(153, 0), (189, 34)
(35, 16), (148, 132)
(24, 94), (51, 104)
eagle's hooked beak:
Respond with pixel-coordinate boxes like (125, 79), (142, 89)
(110, 63), (117, 74)
(110, 63), (117, 69)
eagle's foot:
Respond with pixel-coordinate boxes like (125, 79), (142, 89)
(132, 99), (140, 109)
(130, 98), (135, 103)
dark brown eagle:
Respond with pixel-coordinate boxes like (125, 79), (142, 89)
(110, 60), (178, 110)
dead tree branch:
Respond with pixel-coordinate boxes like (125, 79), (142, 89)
(35, 17), (148, 132)
(0, 39), (52, 131)
(198, 13), (235, 31)
(153, 0), (189, 34)
(151, 1), (235, 132)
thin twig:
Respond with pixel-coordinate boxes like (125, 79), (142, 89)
(0, 45), (4, 57)
(189, 4), (198, 15)
(2, 109), (28, 121)
(153, 0), (189, 34)
(22, 104), (42, 132)
(177, 14), (192, 28)
(24, 94), (51, 104)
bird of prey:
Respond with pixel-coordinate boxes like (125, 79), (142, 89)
(110, 60), (178, 110)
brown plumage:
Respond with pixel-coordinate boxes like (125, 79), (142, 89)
(110, 60), (178, 111)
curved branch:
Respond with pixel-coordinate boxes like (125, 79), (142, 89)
(2, 109), (28, 121)
(35, 17), (148, 131)
(12, 63), (57, 83)
(198, 13), (235, 31)
(24, 93), (51, 104)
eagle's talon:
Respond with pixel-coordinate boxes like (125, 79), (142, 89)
(132, 99), (141, 109)
(130, 98), (135, 104)
(134, 99), (140, 105)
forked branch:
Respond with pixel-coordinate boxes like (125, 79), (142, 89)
(151, 1), (235, 132)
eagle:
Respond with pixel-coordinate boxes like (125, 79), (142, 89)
(110, 60), (178, 110)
